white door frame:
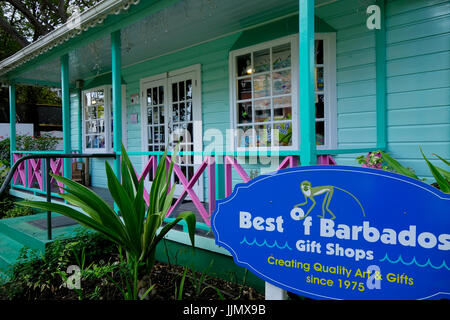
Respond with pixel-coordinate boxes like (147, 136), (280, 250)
(140, 64), (203, 200)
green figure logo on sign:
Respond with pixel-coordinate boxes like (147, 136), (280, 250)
(293, 181), (365, 220)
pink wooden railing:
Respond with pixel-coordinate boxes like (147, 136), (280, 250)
(13, 151), (336, 227)
(317, 154), (337, 165)
(12, 153), (26, 186)
(12, 153), (78, 193)
(136, 154), (336, 226)
(136, 155), (215, 224)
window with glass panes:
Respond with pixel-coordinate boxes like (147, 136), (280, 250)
(140, 67), (201, 195)
(315, 39), (325, 147)
(169, 78), (194, 183)
(83, 87), (111, 152)
(145, 85), (166, 152)
(231, 34), (336, 150)
(233, 39), (294, 149)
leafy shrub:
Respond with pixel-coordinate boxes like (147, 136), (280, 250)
(0, 134), (59, 167)
(356, 150), (387, 170)
(20, 145), (196, 300)
(0, 161), (9, 190)
(0, 139), (10, 166)
(0, 229), (119, 300)
(0, 133), (59, 216)
(16, 133), (59, 152)
(0, 196), (37, 219)
(356, 148), (450, 193)
(2, 205), (34, 219)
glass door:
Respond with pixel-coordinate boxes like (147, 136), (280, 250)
(142, 79), (167, 191)
(141, 67), (202, 200)
(168, 71), (202, 199)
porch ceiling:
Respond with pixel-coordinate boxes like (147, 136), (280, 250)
(10, 0), (320, 86)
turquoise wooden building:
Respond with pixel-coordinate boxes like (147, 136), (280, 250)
(0, 0), (449, 284)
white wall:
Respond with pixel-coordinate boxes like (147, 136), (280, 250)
(0, 123), (34, 140)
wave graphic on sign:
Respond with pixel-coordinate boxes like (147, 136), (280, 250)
(380, 253), (450, 270)
(240, 236), (292, 250)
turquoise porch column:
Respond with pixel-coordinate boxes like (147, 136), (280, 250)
(77, 88), (82, 155)
(61, 54), (71, 178)
(9, 81), (16, 166)
(299, 0), (316, 166)
(111, 30), (122, 177)
(375, 0), (387, 151)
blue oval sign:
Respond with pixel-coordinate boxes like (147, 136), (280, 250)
(211, 166), (450, 300)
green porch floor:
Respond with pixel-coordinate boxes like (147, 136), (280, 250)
(0, 212), (89, 278)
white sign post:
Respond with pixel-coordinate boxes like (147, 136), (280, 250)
(265, 282), (288, 300)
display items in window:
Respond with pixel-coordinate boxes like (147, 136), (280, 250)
(315, 94), (324, 119)
(255, 124), (271, 147)
(253, 74), (271, 98)
(272, 43), (291, 70)
(316, 121), (325, 146)
(273, 70), (291, 95)
(273, 96), (292, 121)
(238, 102), (252, 123)
(315, 67), (324, 92)
(238, 78), (252, 100)
(274, 122), (292, 146)
(254, 49), (270, 73)
(254, 99), (271, 123)
(237, 125), (253, 148)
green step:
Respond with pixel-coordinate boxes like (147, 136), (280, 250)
(0, 212), (86, 253)
(0, 233), (25, 275)
(0, 212), (89, 277)
(0, 215), (48, 253)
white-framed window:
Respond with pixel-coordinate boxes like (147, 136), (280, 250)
(314, 33), (337, 149)
(229, 33), (336, 150)
(82, 85), (112, 153)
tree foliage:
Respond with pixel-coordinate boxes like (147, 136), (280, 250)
(0, 0), (100, 57)
(0, 1), (101, 116)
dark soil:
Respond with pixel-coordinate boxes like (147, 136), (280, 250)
(147, 262), (263, 301)
(0, 222), (264, 301)
(0, 259), (263, 300)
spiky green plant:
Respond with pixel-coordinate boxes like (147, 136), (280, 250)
(19, 144), (196, 299)
(419, 147), (450, 193)
(380, 148), (449, 193)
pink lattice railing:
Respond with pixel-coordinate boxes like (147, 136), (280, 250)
(317, 154), (337, 165)
(12, 152), (78, 193)
(137, 155), (215, 225)
(166, 155), (214, 224)
(13, 151), (336, 224)
(135, 154), (335, 226)
(49, 157), (66, 193)
(12, 153), (26, 186)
